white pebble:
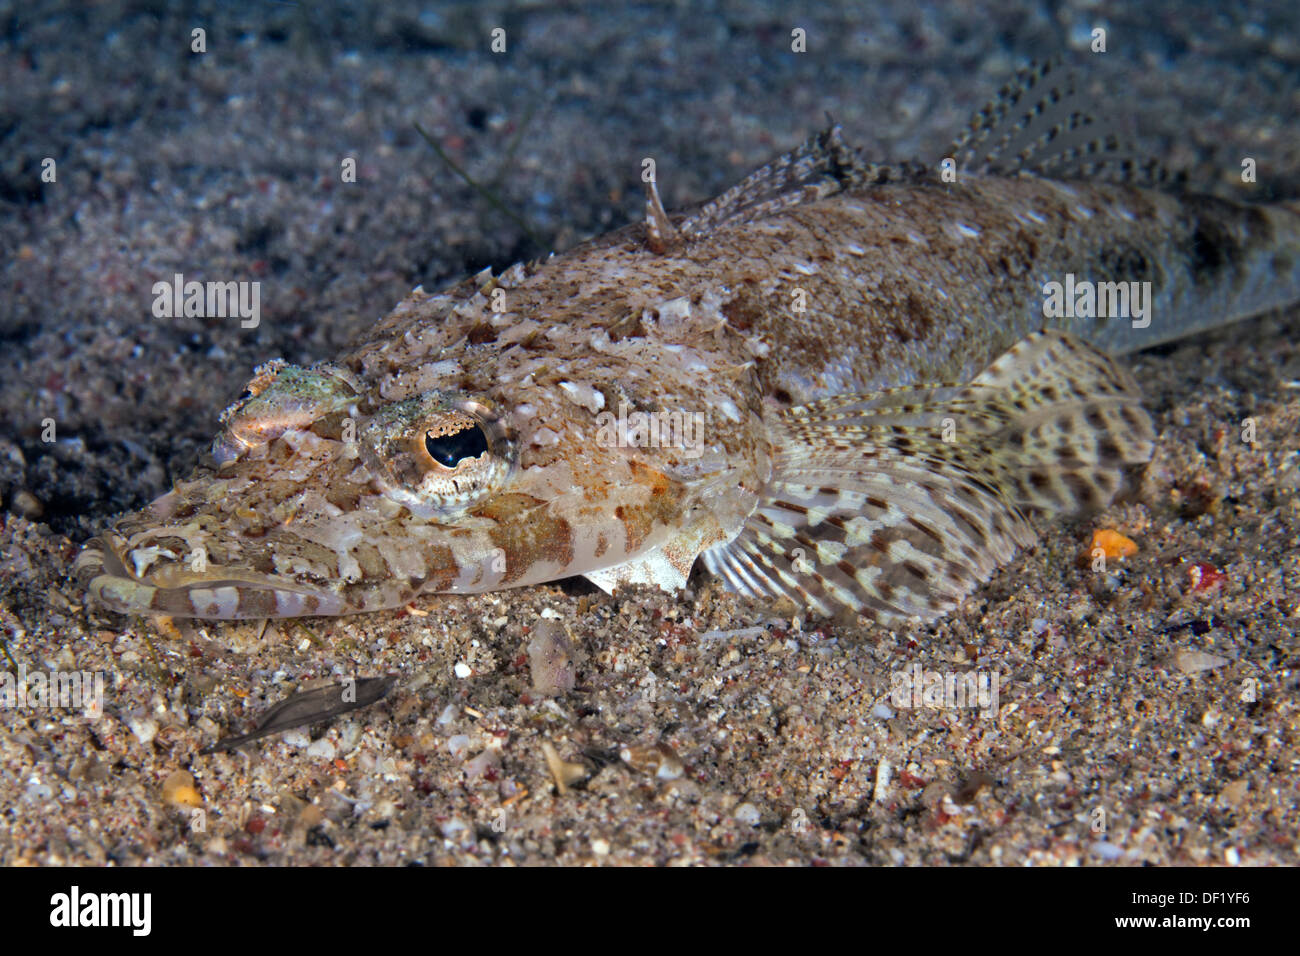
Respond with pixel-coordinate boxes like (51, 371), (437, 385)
(465, 749), (501, 779)
(1092, 841), (1124, 860)
(873, 758), (892, 802)
(24, 781), (53, 803)
(337, 721), (362, 753)
(447, 734), (471, 759)
(1174, 650), (1229, 675)
(441, 818), (468, 840)
(454, 662), (472, 679)
(128, 717), (158, 745)
(872, 702), (895, 719)
(734, 802), (761, 826)
(306, 738), (336, 761)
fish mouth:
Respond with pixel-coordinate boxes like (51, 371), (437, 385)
(75, 533), (349, 619)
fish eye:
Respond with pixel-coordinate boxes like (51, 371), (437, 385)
(422, 419), (489, 468)
(360, 393), (513, 517)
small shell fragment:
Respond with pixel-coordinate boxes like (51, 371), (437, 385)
(1170, 649), (1229, 674)
(873, 758), (892, 802)
(527, 618), (575, 696)
(1186, 562), (1227, 594)
(1219, 779), (1248, 807)
(620, 742), (684, 780)
(542, 741), (588, 794)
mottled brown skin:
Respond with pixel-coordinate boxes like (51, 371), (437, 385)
(349, 175), (1300, 430)
(680, 179), (1300, 400)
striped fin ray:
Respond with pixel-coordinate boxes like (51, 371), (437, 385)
(675, 126), (927, 241)
(949, 59), (1175, 187)
(703, 331), (1154, 624)
(675, 127), (856, 241)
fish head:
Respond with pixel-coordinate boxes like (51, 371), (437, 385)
(77, 349), (764, 619)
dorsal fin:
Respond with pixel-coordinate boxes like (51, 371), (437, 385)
(675, 126), (926, 241)
(949, 59), (1177, 187)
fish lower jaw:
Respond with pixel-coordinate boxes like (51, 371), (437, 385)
(86, 573), (349, 619)
(92, 567), (351, 621)
(76, 538), (348, 619)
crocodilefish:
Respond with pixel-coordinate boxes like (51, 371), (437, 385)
(78, 62), (1300, 625)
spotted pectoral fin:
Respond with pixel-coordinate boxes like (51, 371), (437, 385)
(964, 329), (1155, 514)
(702, 330), (1154, 624)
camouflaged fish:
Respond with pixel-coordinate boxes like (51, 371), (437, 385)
(77, 62), (1300, 624)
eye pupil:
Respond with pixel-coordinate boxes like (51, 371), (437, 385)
(424, 425), (488, 467)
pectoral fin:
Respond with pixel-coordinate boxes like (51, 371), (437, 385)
(703, 331), (1154, 624)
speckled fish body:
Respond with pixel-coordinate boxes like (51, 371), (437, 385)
(77, 64), (1300, 624)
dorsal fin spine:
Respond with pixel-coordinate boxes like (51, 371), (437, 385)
(643, 177), (680, 254)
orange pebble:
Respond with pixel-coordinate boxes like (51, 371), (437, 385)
(162, 770), (202, 808)
(1088, 529), (1138, 560)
